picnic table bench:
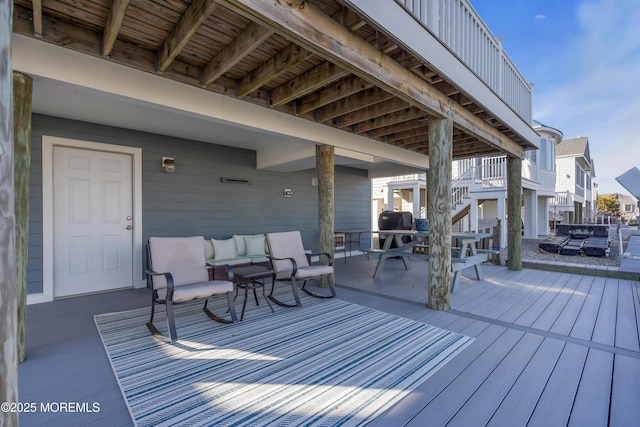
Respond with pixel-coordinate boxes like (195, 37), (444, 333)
(368, 230), (495, 291)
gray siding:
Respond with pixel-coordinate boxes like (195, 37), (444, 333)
(27, 114), (371, 294)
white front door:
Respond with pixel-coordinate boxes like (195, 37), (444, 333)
(53, 146), (134, 297)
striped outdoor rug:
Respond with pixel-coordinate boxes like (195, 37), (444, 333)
(95, 290), (473, 427)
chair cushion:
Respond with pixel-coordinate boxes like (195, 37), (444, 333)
(295, 265), (333, 280)
(233, 234), (264, 256)
(245, 235), (267, 256)
(156, 280), (234, 303)
(266, 231), (310, 274)
(212, 238), (236, 261)
(149, 237), (209, 289)
(203, 239), (215, 260)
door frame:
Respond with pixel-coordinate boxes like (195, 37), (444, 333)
(29, 135), (143, 304)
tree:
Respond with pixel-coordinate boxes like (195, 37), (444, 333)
(596, 195), (621, 220)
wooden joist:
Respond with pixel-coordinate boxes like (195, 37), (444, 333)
(336, 97), (411, 129)
(102, 0), (129, 57)
(31, 0), (43, 37)
(219, 0), (525, 159)
(201, 22), (273, 86)
(238, 43), (314, 96)
(270, 61), (349, 107)
(296, 75), (373, 115)
(157, 0), (219, 73)
(318, 87), (394, 122)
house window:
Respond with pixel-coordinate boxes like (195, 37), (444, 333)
(625, 204), (634, 213)
(539, 139), (547, 169)
(575, 164), (584, 187)
(547, 141), (555, 172)
(525, 149), (537, 163)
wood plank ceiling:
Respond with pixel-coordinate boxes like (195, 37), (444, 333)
(13, 0), (535, 159)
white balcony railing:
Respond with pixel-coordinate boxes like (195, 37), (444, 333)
(396, 0), (532, 122)
(551, 191), (574, 208)
(388, 173), (427, 182)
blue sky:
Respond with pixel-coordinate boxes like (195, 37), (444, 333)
(470, 0), (640, 196)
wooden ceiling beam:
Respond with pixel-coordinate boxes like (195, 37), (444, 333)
(102, 0), (129, 56)
(217, 0), (524, 158)
(318, 87), (393, 122)
(157, 0), (219, 73)
(296, 75), (372, 115)
(238, 43), (314, 96)
(31, 0), (43, 37)
(384, 126), (429, 143)
(202, 22), (272, 86)
(356, 108), (425, 134)
(285, 31), (399, 113)
(370, 118), (425, 138)
(337, 97), (410, 129)
(270, 61), (349, 107)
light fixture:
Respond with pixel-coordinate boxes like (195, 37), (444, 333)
(162, 157), (175, 173)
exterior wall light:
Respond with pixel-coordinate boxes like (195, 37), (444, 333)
(162, 157), (175, 173)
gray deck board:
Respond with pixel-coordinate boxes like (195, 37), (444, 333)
(549, 275), (595, 336)
(496, 272), (562, 323)
(634, 283), (640, 345)
(486, 338), (566, 427)
(530, 274), (583, 331)
(590, 278), (618, 346)
(406, 329), (525, 426)
(567, 349), (613, 427)
(18, 259), (640, 427)
(527, 343), (589, 427)
(367, 322), (502, 427)
(615, 280), (640, 351)
(610, 354), (640, 426)
(511, 272), (573, 327)
(445, 333), (545, 427)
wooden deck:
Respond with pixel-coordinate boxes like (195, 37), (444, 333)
(18, 256), (640, 426)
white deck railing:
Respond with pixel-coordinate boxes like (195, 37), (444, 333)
(551, 191), (574, 207)
(396, 0), (532, 122)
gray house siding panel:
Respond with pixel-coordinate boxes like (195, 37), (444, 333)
(27, 114), (371, 295)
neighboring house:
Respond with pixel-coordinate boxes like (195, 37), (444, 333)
(8, 0), (540, 304)
(550, 137), (597, 224)
(599, 193), (640, 225)
(372, 120), (563, 244)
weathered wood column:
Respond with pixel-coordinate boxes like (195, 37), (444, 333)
(1, 0), (19, 424)
(316, 144), (334, 286)
(507, 155), (522, 270)
(14, 71), (33, 364)
(427, 118), (453, 310)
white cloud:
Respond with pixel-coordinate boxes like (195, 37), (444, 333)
(535, 14), (546, 20)
(533, 0), (640, 195)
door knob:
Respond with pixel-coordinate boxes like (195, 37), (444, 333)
(126, 216), (132, 221)
(126, 225), (133, 230)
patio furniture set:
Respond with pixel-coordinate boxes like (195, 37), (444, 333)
(145, 231), (336, 342)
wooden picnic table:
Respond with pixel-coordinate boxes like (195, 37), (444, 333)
(369, 230), (495, 291)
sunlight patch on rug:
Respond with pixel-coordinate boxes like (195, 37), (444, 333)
(95, 291), (473, 426)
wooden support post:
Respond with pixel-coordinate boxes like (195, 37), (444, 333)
(427, 117), (453, 310)
(1, 0), (19, 423)
(14, 71), (33, 363)
(316, 145), (334, 286)
(507, 155), (522, 270)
